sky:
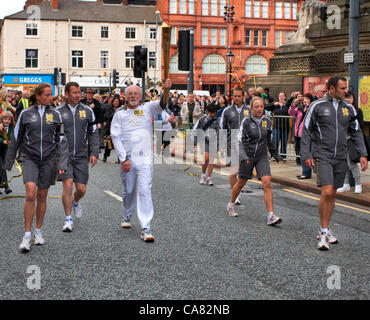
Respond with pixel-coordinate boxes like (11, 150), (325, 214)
(0, 0), (25, 19)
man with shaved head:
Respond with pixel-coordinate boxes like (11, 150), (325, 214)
(111, 79), (172, 242)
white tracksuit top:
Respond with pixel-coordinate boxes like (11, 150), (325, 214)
(111, 100), (163, 165)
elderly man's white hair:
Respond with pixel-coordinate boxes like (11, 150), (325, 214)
(124, 85), (142, 96)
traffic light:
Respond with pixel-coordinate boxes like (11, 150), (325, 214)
(178, 30), (190, 71)
(61, 73), (66, 86)
(112, 69), (120, 87)
(134, 46), (148, 78)
(54, 67), (61, 85)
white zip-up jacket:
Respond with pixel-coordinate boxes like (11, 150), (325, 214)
(110, 99), (166, 164)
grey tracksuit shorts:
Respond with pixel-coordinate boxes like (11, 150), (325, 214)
(23, 156), (58, 189)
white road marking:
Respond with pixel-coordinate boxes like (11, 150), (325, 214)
(104, 190), (122, 202)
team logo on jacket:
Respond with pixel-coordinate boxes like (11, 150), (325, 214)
(134, 110), (144, 116)
(342, 108), (349, 117)
(262, 120), (267, 128)
(79, 110), (86, 119)
(45, 113), (53, 123)
(244, 110), (249, 117)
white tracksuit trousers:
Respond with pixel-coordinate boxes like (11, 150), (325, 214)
(120, 161), (153, 231)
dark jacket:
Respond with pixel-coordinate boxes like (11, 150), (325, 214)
(265, 101), (290, 129)
(80, 98), (104, 125)
(57, 103), (100, 159)
(5, 105), (68, 170)
(301, 96), (367, 161)
(238, 116), (280, 162)
(0, 124), (14, 162)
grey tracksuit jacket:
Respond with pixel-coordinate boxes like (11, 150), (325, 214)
(301, 96), (367, 161)
(238, 115), (280, 162)
(193, 114), (220, 144)
(5, 105), (68, 170)
(57, 103), (100, 159)
(220, 104), (251, 153)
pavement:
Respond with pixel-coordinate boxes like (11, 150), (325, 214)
(169, 133), (370, 208)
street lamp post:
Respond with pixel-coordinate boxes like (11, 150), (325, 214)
(154, 10), (160, 88)
(224, 1), (235, 98)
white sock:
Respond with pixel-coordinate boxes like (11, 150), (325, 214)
(66, 215), (73, 221)
(228, 201), (235, 206)
(202, 173), (207, 178)
(320, 227), (328, 234)
(24, 232), (32, 239)
(35, 229), (41, 234)
(268, 212), (274, 216)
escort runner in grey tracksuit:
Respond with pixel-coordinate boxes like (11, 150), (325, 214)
(193, 114), (220, 154)
(301, 96), (367, 188)
(57, 103), (100, 184)
(238, 115), (280, 179)
(220, 104), (251, 164)
(5, 105), (68, 188)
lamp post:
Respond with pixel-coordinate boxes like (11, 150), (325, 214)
(226, 49), (235, 98)
(154, 10), (160, 88)
(224, 1), (235, 98)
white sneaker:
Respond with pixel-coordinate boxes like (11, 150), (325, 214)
(337, 184), (350, 193)
(235, 196), (241, 206)
(121, 218), (132, 229)
(33, 231), (45, 245)
(200, 175), (207, 185)
(267, 214), (282, 226)
(62, 218), (73, 232)
(141, 230), (155, 242)
(327, 228), (338, 244)
(354, 185), (362, 194)
(227, 202), (238, 217)
(73, 201), (82, 218)
(19, 236), (32, 253)
(317, 232), (329, 250)
(207, 177), (214, 186)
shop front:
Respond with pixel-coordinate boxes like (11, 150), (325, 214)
(1, 73), (55, 94)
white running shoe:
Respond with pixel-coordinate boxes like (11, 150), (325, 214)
(235, 196), (241, 206)
(33, 231), (45, 245)
(200, 175), (207, 185)
(62, 218), (73, 232)
(227, 202), (238, 217)
(73, 201), (82, 218)
(19, 236), (32, 253)
(317, 232), (330, 250)
(121, 218), (132, 229)
(316, 228), (338, 244)
(337, 184), (350, 193)
(207, 177), (214, 186)
(354, 185), (362, 194)
(141, 230), (155, 242)
(267, 214), (282, 226)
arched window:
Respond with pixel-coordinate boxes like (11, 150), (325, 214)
(202, 54), (226, 74)
(245, 55), (268, 75)
(169, 54), (187, 74)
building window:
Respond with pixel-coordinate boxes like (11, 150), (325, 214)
(202, 0), (208, 15)
(276, 2), (282, 19)
(284, 30), (294, 43)
(245, 1), (252, 18)
(284, 3), (291, 19)
(202, 28), (208, 45)
(149, 28), (157, 40)
(262, 1), (268, 18)
(72, 50), (83, 68)
(254, 1), (260, 18)
(179, 0), (186, 14)
(211, 0), (217, 15)
(170, 27), (177, 44)
(149, 52), (156, 69)
(101, 51), (109, 69)
(245, 29), (251, 46)
(211, 29), (217, 46)
(101, 26), (109, 38)
(254, 30), (259, 47)
(25, 49), (38, 68)
(275, 30), (282, 48)
(26, 23), (38, 36)
(125, 27), (136, 39)
(72, 25), (83, 38)
(246, 55), (267, 75)
(169, 0), (177, 14)
(220, 29), (226, 46)
(169, 54), (187, 73)
(292, 3), (298, 20)
(125, 51), (134, 69)
(219, 0), (226, 16)
(202, 54), (226, 74)
(189, 0), (195, 14)
(262, 30), (268, 47)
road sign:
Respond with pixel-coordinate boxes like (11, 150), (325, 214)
(344, 53), (354, 64)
